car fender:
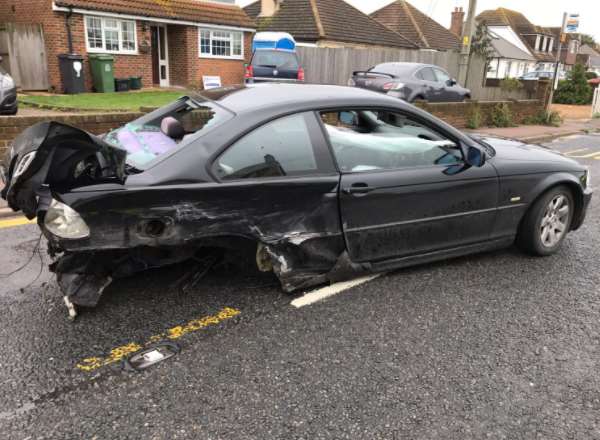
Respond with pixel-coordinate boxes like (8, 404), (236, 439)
(523, 171), (585, 225)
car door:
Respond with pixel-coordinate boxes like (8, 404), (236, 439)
(318, 109), (499, 263)
(416, 67), (442, 101)
(208, 111), (344, 278)
(433, 68), (459, 102)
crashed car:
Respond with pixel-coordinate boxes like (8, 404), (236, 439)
(0, 84), (593, 314)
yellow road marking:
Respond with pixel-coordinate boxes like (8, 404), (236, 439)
(76, 307), (241, 372)
(564, 148), (589, 155)
(564, 149), (600, 159)
(0, 217), (36, 229)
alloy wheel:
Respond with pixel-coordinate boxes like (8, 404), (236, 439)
(540, 194), (570, 248)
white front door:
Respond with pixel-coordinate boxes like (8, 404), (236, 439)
(153, 25), (169, 87)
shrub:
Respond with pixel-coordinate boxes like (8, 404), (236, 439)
(585, 71), (598, 80)
(466, 105), (483, 129)
(594, 113), (600, 119)
(490, 103), (515, 127)
(523, 110), (563, 127)
(500, 78), (524, 93)
(553, 63), (594, 105)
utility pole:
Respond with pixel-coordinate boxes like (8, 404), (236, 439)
(457, 0), (477, 86)
(546, 12), (568, 112)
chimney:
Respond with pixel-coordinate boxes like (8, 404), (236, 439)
(260, 0), (281, 17)
(450, 7), (465, 37)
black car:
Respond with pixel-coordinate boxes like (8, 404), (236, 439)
(350, 62), (471, 103)
(245, 49), (304, 83)
(1, 84), (592, 314)
(0, 65), (17, 115)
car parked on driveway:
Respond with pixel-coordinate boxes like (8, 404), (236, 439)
(349, 62), (471, 103)
(520, 70), (566, 81)
(245, 49), (304, 84)
(1, 84), (591, 312)
(0, 64), (17, 115)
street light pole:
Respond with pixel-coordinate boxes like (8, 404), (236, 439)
(546, 12), (568, 112)
(458, 0), (477, 86)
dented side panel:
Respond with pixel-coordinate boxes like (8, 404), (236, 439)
(53, 175), (346, 294)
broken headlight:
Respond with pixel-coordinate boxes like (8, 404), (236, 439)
(44, 199), (90, 239)
(13, 151), (36, 179)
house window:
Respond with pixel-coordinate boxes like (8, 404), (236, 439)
(85, 16), (137, 54)
(198, 28), (243, 59)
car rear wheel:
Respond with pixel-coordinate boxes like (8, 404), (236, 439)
(516, 185), (574, 256)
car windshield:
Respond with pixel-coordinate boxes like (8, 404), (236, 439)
(251, 50), (299, 69)
(104, 95), (234, 170)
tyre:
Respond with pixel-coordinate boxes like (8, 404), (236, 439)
(516, 185), (574, 256)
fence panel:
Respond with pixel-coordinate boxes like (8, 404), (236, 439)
(593, 88), (600, 116)
(0, 23), (49, 90)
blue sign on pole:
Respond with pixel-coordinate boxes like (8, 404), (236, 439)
(565, 14), (580, 33)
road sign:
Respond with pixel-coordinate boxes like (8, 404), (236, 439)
(565, 14), (580, 33)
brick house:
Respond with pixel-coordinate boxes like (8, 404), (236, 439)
(0, 0), (256, 92)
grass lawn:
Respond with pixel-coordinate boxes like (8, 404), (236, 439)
(20, 90), (185, 111)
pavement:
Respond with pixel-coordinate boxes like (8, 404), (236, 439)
(0, 132), (598, 439)
(468, 118), (600, 144)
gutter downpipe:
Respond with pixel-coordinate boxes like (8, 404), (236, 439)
(65, 6), (74, 54)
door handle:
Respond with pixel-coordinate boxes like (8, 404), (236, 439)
(343, 183), (376, 195)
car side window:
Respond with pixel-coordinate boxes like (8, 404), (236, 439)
(434, 68), (451, 84)
(320, 110), (462, 173)
(214, 113), (321, 180)
(419, 67), (436, 82)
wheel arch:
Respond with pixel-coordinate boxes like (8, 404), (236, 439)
(521, 173), (585, 232)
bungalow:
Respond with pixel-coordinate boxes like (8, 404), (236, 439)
(477, 8), (560, 73)
(370, 0), (461, 52)
(0, 0), (256, 92)
(243, 0), (418, 50)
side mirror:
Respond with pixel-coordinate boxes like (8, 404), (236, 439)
(466, 146), (485, 167)
(447, 78), (457, 86)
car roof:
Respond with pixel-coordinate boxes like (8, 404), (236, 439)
(203, 83), (399, 113)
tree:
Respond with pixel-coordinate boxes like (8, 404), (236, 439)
(470, 23), (494, 86)
(580, 34), (596, 47)
(553, 63), (594, 105)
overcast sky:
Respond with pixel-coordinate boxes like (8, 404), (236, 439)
(237, 0), (600, 41)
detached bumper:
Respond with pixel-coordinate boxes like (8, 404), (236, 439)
(572, 187), (592, 230)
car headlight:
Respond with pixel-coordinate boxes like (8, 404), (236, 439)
(44, 199), (90, 239)
(1, 74), (14, 89)
(12, 151), (36, 179)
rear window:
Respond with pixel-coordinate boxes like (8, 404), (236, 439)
(251, 50), (299, 70)
(370, 63), (415, 77)
(104, 96), (233, 169)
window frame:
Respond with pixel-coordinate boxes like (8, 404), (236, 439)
(84, 15), (138, 55)
(198, 27), (244, 60)
(315, 107), (467, 175)
(210, 111), (337, 182)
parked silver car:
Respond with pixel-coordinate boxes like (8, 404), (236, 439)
(349, 62), (471, 103)
(520, 71), (566, 81)
(0, 63), (17, 115)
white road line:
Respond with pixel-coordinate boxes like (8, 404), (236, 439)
(291, 274), (383, 308)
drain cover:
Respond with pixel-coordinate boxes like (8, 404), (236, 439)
(122, 342), (180, 372)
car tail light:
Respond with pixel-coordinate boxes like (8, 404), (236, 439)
(382, 81), (405, 91)
(297, 67), (305, 82)
(244, 65), (254, 79)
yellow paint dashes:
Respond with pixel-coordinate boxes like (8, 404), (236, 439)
(563, 148), (600, 159)
(0, 217), (36, 229)
(76, 307), (241, 372)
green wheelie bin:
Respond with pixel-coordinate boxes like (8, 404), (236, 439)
(88, 54), (115, 93)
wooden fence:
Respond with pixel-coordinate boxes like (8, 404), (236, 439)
(0, 23), (49, 90)
(296, 46), (534, 101)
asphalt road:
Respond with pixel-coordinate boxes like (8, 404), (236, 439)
(1, 134), (599, 439)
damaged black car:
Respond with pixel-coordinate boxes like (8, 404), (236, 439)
(0, 84), (592, 314)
